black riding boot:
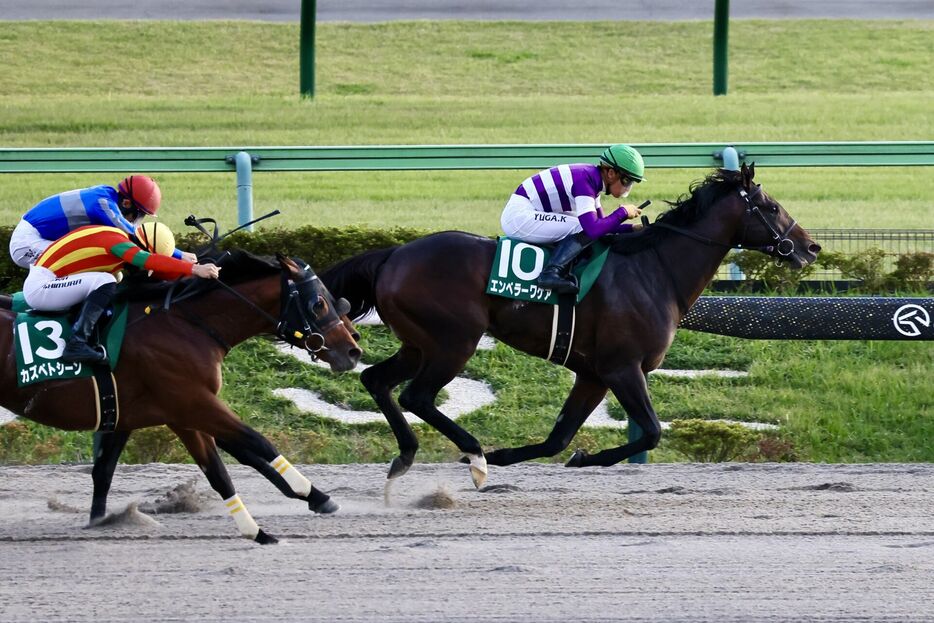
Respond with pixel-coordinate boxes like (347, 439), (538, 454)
(536, 232), (593, 294)
(61, 282), (117, 364)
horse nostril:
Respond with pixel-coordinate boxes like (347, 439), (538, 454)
(352, 332), (361, 341)
(809, 243), (822, 254)
(349, 348), (362, 360)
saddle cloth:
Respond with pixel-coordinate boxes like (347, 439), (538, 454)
(12, 292), (128, 388)
(485, 237), (610, 305)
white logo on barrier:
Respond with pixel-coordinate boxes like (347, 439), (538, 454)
(892, 304), (931, 337)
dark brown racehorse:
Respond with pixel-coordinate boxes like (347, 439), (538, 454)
(0, 250), (362, 544)
(321, 165), (820, 487)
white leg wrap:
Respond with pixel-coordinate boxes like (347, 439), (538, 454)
(271, 455), (312, 497)
(224, 494), (259, 539)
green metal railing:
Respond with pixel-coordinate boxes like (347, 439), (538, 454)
(2, 142), (933, 174)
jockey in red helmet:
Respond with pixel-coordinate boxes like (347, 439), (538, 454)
(9, 175), (197, 269)
(117, 174), (162, 218)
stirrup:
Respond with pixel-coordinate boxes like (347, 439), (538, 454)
(536, 271), (579, 294)
(61, 341), (108, 364)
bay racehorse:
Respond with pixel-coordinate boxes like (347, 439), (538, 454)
(0, 250), (362, 544)
(321, 164), (820, 487)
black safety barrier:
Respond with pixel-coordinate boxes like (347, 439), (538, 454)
(680, 297), (934, 340)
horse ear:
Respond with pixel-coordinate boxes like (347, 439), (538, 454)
(741, 162), (755, 188)
(275, 253), (299, 273)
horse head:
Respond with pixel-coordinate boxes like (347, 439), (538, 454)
(276, 254), (362, 372)
(729, 163), (821, 268)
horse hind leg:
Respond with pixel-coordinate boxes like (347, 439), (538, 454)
(170, 427), (277, 544)
(397, 355), (488, 488)
(359, 346), (421, 480)
(566, 368), (662, 468)
(485, 372), (607, 467)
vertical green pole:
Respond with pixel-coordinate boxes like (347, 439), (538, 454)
(300, 0), (316, 98)
(713, 0), (729, 96)
(628, 371), (648, 463)
(628, 419), (648, 464)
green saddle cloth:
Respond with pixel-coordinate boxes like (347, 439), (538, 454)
(486, 237), (611, 305)
(12, 293), (128, 387)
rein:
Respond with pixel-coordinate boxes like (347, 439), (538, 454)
(129, 261), (336, 358)
(648, 185), (798, 259)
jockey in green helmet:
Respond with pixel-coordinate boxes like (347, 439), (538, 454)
(599, 144), (645, 183)
(501, 144), (647, 294)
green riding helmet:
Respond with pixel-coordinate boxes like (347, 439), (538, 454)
(599, 144), (645, 182)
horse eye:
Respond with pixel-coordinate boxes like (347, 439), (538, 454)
(312, 297), (326, 315)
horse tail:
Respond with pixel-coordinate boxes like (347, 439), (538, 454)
(320, 246), (398, 320)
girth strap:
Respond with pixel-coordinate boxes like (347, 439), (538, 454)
(547, 293), (576, 366)
(91, 364), (119, 433)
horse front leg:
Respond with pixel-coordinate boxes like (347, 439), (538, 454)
(213, 430), (338, 514)
(485, 372), (607, 466)
(170, 427), (277, 545)
(89, 430), (131, 524)
(359, 347), (420, 480)
(566, 367), (662, 467)
(397, 358), (488, 488)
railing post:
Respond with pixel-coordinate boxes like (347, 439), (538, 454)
(713, 0), (730, 95)
(231, 151), (255, 231)
(300, 0), (316, 98)
(721, 145), (740, 170)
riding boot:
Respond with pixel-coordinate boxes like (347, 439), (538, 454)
(61, 282), (117, 364)
(535, 232), (593, 294)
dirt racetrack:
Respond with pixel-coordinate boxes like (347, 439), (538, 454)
(0, 461), (932, 622)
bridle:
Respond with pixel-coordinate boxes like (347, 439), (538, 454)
(277, 260), (351, 357)
(648, 183), (798, 260)
(645, 182), (800, 316)
(737, 185), (798, 258)
(136, 254), (349, 360)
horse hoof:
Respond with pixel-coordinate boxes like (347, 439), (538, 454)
(466, 453), (488, 489)
(387, 456), (412, 480)
(311, 498), (340, 515)
(565, 450), (587, 468)
(254, 529), (278, 545)
(308, 488), (340, 514)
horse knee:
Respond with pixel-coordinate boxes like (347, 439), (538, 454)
(643, 428), (662, 450)
(397, 387), (425, 412)
(359, 366), (382, 394)
(542, 432), (575, 457)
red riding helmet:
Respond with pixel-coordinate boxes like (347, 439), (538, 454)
(117, 175), (162, 216)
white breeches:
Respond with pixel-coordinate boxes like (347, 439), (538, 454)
(9, 220), (52, 268)
(500, 194), (582, 244)
(23, 265), (117, 312)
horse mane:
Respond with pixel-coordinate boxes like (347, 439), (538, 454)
(122, 249), (281, 303)
(611, 168), (743, 255)
(320, 246), (398, 320)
